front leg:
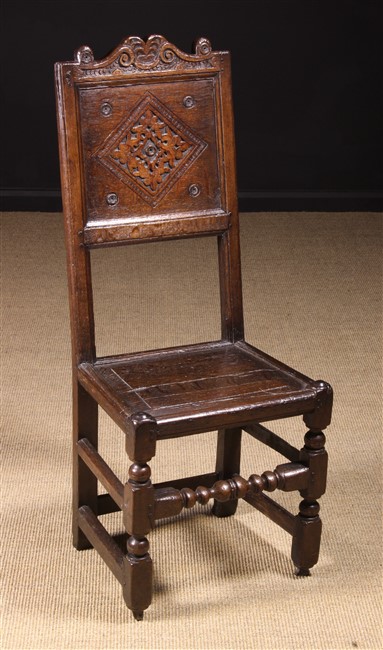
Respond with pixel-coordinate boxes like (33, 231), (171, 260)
(291, 430), (328, 575)
(123, 462), (154, 620)
(123, 412), (157, 620)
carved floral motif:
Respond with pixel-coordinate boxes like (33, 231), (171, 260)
(96, 93), (207, 206)
(112, 108), (190, 193)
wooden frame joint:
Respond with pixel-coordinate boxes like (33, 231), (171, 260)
(303, 380), (333, 431)
(77, 437), (124, 509)
(125, 412), (158, 462)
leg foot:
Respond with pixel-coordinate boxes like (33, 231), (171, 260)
(211, 500), (238, 517)
(73, 521), (93, 551)
(122, 539), (153, 615)
(294, 566), (311, 577)
(291, 500), (322, 573)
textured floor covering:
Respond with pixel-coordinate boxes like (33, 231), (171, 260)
(1, 211), (382, 649)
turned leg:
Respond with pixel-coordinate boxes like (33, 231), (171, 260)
(291, 430), (328, 575)
(123, 461), (154, 620)
(123, 413), (157, 619)
(73, 380), (98, 550)
(212, 427), (242, 517)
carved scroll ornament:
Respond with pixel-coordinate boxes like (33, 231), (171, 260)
(74, 35), (216, 77)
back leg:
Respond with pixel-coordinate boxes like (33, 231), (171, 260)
(73, 380), (98, 549)
(212, 427), (242, 517)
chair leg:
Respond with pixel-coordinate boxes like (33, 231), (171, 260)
(212, 427), (242, 517)
(291, 430), (328, 575)
(292, 499), (322, 576)
(73, 380), (98, 550)
(123, 462), (154, 620)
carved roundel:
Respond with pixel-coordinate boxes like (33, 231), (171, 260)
(95, 92), (207, 207)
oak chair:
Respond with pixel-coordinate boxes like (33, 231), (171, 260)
(55, 35), (333, 620)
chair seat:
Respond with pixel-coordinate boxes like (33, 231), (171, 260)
(78, 340), (319, 438)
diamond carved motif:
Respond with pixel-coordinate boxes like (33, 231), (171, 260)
(96, 92), (207, 206)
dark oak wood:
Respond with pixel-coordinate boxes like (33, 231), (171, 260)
(153, 463), (310, 520)
(55, 35), (333, 620)
(78, 340), (322, 438)
(73, 382), (98, 549)
(244, 423), (300, 462)
(97, 493), (121, 516)
(77, 505), (124, 583)
(77, 438), (124, 509)
(244, 492), (296, 535)
(212, 427), (242, 517)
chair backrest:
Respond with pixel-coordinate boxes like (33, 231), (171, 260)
(55, 35), (244, 365)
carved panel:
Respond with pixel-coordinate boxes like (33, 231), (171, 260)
(78, 78), (222, 220)
(95, 92), (207, 207)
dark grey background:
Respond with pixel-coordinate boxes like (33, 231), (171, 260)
(1, 0), (382, 211)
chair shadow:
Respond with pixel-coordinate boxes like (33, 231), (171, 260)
(111, 502), (295, 602)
